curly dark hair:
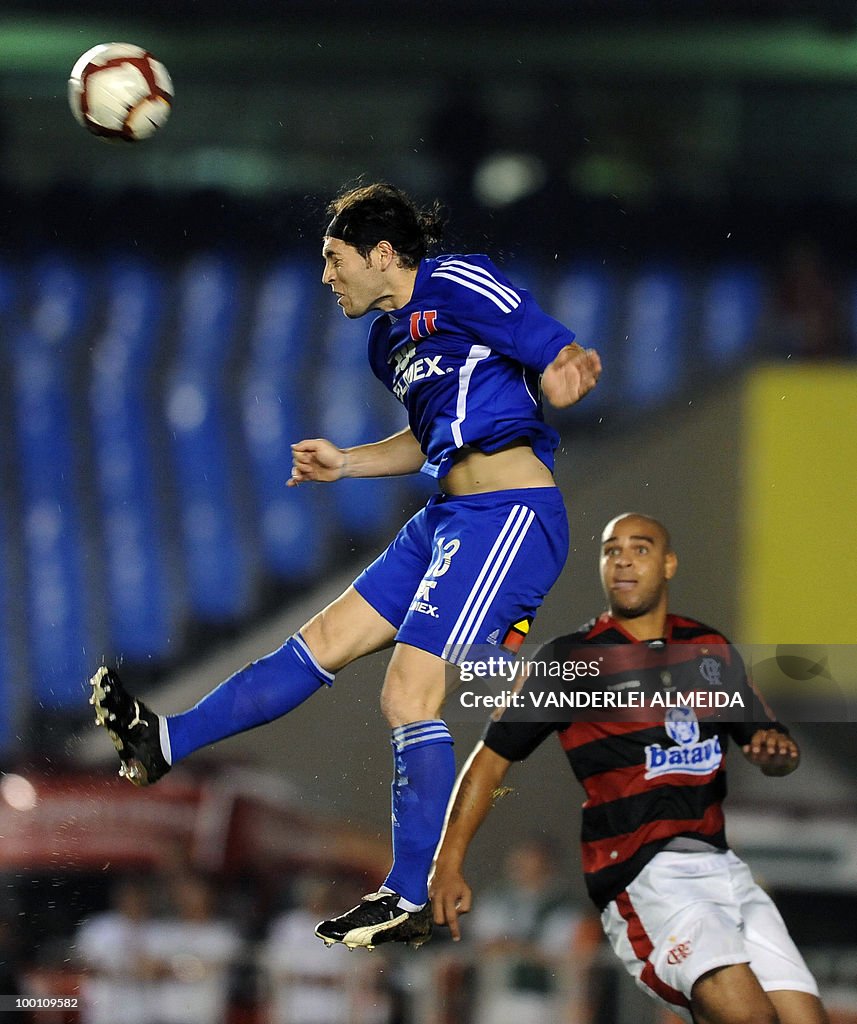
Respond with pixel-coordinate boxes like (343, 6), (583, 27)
(325, 182), (446, 268)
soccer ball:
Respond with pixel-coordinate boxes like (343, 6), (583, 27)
(68, 42), (173, 142)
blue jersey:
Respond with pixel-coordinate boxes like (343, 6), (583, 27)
(367, 254), (574, 479)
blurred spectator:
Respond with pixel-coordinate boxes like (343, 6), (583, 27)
(75, 877), (158, 1024)
(262, 875), (391, 1024)
(762, 237), (849, 359)
(467, 834), (596, 1024)
(146, 873), (242, 1024)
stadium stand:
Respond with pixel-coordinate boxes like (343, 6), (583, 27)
(619, 263), (688, 411)
(550, 261), (616, 422)
(0, 239), (837, 757)
(240, 259), (325, 582)
(12, 256), (94, 716)
(90, 258), (179, 664)
(165, 253), (257, 625)
(699, 262), (765, 368)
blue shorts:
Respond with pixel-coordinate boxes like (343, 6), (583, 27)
(353, 487), (569, 665)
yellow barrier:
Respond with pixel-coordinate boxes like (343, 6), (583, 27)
(741, 364), (857, 646)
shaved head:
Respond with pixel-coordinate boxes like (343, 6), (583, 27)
(600, 513), (673, 553)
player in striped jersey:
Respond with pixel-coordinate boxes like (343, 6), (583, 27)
(432, 513), (828, 1024)
(90, 183), (601, 951)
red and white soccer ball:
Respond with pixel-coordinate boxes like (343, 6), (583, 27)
(68, 42), (173, 142)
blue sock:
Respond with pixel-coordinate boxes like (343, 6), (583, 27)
(166, 633), (333, 763)
(383, 721), (455, 907)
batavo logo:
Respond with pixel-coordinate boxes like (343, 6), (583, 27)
(644, 708), (723, 780)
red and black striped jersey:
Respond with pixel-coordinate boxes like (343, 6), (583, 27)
(482, 613), (786, 909)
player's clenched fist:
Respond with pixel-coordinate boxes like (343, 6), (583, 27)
(288, 438), (348, 486)
(541, 342), (602, 409)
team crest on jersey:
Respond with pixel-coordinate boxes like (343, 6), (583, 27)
(409, 309), (438, 341)
(666, 940), (693, 965)
(644, 707), (722, 780)
(698, 656), (723, 687)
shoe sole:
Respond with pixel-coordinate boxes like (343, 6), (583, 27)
(315, 916), (432, 952)
(89, 666), (149, 787)
(316, 935), (430, 951)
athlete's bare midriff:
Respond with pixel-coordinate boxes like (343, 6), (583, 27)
(441, 441), (556, 496)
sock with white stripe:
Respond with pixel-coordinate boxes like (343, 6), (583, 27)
(166, 632), (333, 763)
(383, 720), (455, 907)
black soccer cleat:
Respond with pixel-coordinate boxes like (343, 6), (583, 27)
(315, 892), (433, 951)
(89, 666), (171, 787)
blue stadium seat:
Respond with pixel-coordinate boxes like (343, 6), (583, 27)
(241, 259), (325, 581)
(165, 254), (256, 622)
(320, 308), (406, 541)
(619, 265), (688, 411)
(89, 258), (179, 663)
(12, 255), (93, 709)
(699, 263), (764, 366)
(550, 263), (616, 420)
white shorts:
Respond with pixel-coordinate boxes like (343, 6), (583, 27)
(601, 849), (819, 1023)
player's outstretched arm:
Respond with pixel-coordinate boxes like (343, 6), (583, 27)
(430, 742), (512, 941)
(541, 342), (602, 409)
(742, 727), (800, 776)
(288, 427), (425, 486)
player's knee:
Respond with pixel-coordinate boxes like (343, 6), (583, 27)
(299, 612), (346, 672)
(380, 681), (416, 727)
(380, 672), (443, 727)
